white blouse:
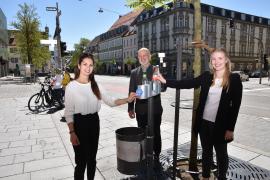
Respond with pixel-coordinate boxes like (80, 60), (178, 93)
(64, 80), (116, 123)
(202, 78), (223, 123)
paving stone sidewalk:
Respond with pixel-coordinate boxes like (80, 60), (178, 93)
(0, 78), (269, 179)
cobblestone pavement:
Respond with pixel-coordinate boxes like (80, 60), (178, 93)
(0, 77), (269, 179)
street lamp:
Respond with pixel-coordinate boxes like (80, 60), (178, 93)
(98, 7), (122, 17)
(46, 3), (62, 70)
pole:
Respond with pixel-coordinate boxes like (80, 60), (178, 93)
(56, 2), (62, 70)
(259, 40), (263, 84)
(146, 84), (154, 180)
(172, 41), (182, 179)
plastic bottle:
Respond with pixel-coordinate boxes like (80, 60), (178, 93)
(152, 65), (160, 81)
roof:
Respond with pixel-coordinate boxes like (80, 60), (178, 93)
(109, 8), (143, 31)
(88, 35), (100, 47)
(123, 28), (136, 37)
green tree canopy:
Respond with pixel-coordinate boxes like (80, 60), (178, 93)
(11, 3), (50, 68)
(70, 38), (90, 68)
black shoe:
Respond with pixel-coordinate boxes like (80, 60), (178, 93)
(60, 117), (66, 122)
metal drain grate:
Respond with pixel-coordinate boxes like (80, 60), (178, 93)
(160, 143), (270, 180)
(227, 157), (270, 180)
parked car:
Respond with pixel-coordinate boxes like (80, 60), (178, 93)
(232, 71), (249, 81)
(249, 70), (268, 78)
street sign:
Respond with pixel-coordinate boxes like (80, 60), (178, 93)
(46, 7), (57, 11)
(40, 39), (57, 45)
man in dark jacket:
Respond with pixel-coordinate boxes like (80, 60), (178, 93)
(128, 48), (163, 162)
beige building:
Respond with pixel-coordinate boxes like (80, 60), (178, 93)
(97, 9), (143, 74)
(136, 1), (270, 77)
(122, 27), (138, 74)
(0, 8), (8, 77)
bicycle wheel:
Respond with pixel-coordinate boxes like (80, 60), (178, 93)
(28, 93), (43, 112)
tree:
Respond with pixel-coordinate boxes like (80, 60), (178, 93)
(70, 38), (90, 68)
(11, 3), (50, 68)
(150, 53), (159, 65)
(126, 0), (202, 174)
(124, 57), (137, 74)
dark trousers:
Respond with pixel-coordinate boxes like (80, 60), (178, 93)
(73, 113), (100, 180)
(199, 120), (228, 180)
(52, 88), (64, 108)
(136, 113), (162, 156)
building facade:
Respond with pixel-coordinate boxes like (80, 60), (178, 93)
(8, 30), (23, 76)
(122, 27), (138, 74)
(95, 9), (143, 74)
(0, 8), (9, 77)
(136, 1), (270, 77)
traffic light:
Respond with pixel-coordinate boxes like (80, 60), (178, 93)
(60, 41), (67, 56)
(229, 18), (234, 28)
(263, 54), (269, 71)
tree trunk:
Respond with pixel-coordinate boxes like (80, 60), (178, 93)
(189, 0), (201, 171)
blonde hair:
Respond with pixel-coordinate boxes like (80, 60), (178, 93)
(209, 48), (231, 89)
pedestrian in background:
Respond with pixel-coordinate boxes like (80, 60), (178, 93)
(60, 68), (71, 122)
(51, 68), (64, 110)
(64, 53), (136, 180)
(157, 48), (243, 180)
(62, 68), (72, 93)
(128, 47), (163, 164)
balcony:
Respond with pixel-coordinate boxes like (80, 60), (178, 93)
(173, 26), (189, 34)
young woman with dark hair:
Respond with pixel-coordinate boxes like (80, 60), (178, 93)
(157, 48), (243, 180)
(64, 53), (136, 180)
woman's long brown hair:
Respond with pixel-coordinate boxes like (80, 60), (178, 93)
(209, 48), (231, 90)
(74, 53), (101, 100)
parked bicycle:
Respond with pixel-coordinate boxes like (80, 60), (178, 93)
(28, 77), (63, 112)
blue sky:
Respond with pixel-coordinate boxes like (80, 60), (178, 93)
(1, 0), (270, 50)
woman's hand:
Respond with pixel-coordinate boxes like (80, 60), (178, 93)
(156, 74), (166, 84)
(127, 92), (136, 103)
(70, 132), (80, 146)
(225, 130), (234, 142)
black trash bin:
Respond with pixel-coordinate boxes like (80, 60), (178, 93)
(115, 127), (145, 175)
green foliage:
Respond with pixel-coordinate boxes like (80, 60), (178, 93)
(124, 57), (136, 65)
(126, 0), (172, 10)
(70, 38), (90, 68)
(11, 3), (50, 68)
(150, 53), (158, 65)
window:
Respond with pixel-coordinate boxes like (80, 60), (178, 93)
(241, 14), (246, 21)
(152, 21), (156, 34)
(251, 16), (254, 22)
(10, 58), (18, 63)
(221, 21), (226, 34)
(144, 24), (149, 39)
(185, 13), (189, 27)
(151, 39), (157, 52)
(209, 6), (214, 14)
(231, 11), (235, 18)
(161, 17), (169, 32)
(178, 12), (184, 27)
(221, 9), (226, 16)
(10, 47), (17, 53)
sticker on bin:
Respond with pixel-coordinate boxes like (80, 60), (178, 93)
(136, 87), (143, 97)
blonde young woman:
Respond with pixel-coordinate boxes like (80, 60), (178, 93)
(64, 53), (136, 180)
(157, 48), (243, 180)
